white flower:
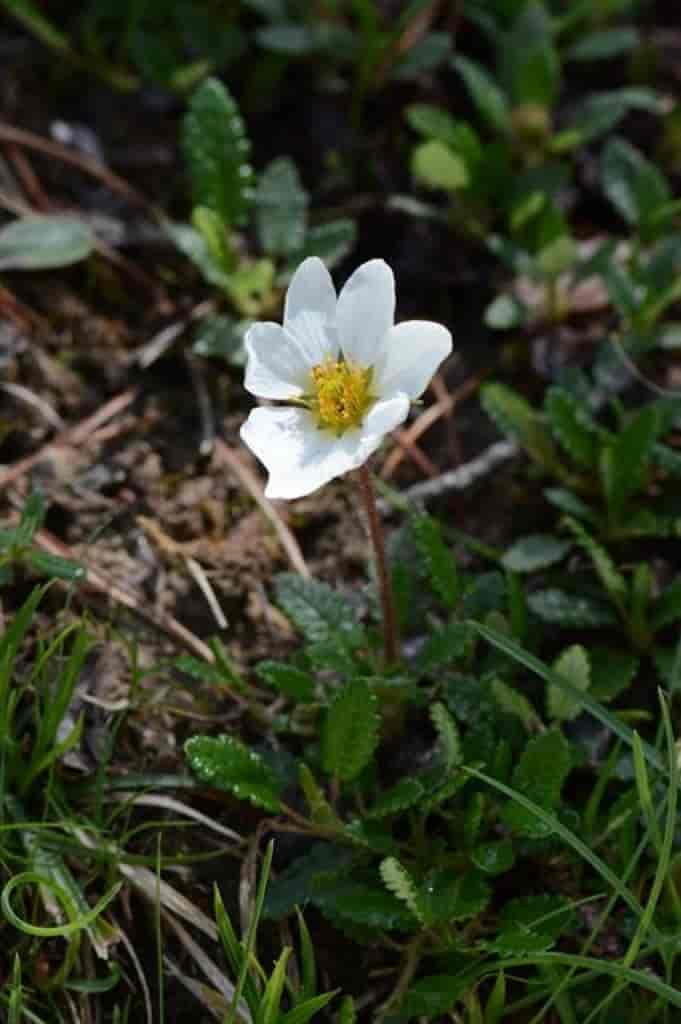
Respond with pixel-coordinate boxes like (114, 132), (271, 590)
(240, 257), (452, 499)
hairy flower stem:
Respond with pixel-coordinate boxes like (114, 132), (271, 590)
(357, 464), (400, 666)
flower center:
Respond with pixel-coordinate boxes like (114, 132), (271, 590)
(309, 358), (373, 432)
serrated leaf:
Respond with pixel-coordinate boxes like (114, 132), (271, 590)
(490, 677), (540, 731)
(501, 534), (571, 573)
(417, 867), (491, 924)
(185, 734), (281, 811)
(548, 644), (590, 721)
(366, 777), (424, 819)
(600, 405), (658, 521)
(321, 679), (380, 782)
(417, 622), (470, 671)
(563, 516), (627, 609)
(182, 77), (254, 227)
(527, 588), (617, 627)
(255, 157), (308, 256)
(452, 55), (510, 135)
(313, 879), (415, 930)
(503, 728), (570, 835)
(481, 383), (561, 474)
(256, 661), (314, 701)
(298, 764), (340, 827)
(430, 701), (462, 770)
(274, 573), (359, 643)
(380, 857), (421, 920)
(263, 843), (354, 920)
(411, 513), (460, 608)
(400, 975), (470, 1018)
(544, 387), (600, 467)
(500, 893), (573, 937)
(487, 923), (555, 955)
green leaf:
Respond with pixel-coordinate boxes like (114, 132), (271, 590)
(417, 867), (491, 924)
(501, 534), (571, 573)
(567, 27), (639, 61)
(263, 843), (354, 920)
(256, 661), (315, 701)
(600, 405), (658, 521)
(166, 222), (231, 290)
(282, 220), (356, 275)
(192, 314), (247, 365)
(589, 647), (639, 701)
(601, 138), (671, 235)
(365, 777), (425, 819)
(256, 24), (316, 54)
(411, 513), (460, 608)
(503, 3), (559, 107)
(452, 55), (510, 135)
(255, 157), (308, 257)
(430, 701), (462, 770)
(274, 573), (359, 643)
(481, 383), (561, 475)
(502, 728), (571, 836)
(400, 975), (470, 1018)
(337, 996), (356, 1024)
(379, 857), (421, 921)
(544, 387), (600, 467)
(417, 623), (470, 671)
(490, 677), (540, 731)
(0, 216), (94, 270)
(184, 734), (281, 811)
(321, 679), (380, 782)
(26, 552), (85, 581)
(487, 923), (555, 955)
(544, 487), (599, 525)
(548, 644), (590, 721)
(527, 588), (617, 627)
(651, 577), (681, 630)
(182, 77), (254, 227)
(299, 764), (340, 826)
(411, 140), (469, 191)
(563, 516), (627, 608)
(280, 993), (338, 1024)
(16, 492), (46, 545)
(313, 879), (415, 930)
(571, 87), (662, 143)
(472, 839), (515, 875)
(406, 105), (482, 167)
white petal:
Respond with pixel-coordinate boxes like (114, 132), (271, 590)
(244, 322), (311, 399)
(373, 320), (452, 400)
(240, 406), (365, 499)
(362, 393), (410, 438)
(336, 259), (395, 366)
(284, 257), (337, 325)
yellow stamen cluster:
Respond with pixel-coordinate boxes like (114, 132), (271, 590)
(308, 358), (373, 433)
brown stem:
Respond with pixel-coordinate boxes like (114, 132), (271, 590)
(357, 464), (400, 666)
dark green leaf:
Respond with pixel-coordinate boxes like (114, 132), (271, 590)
(600, 405), (658, 521)
(652, 578), (681, 630)
(182, 77), (254, 227)
(472, 839), (515, 875)
(282, 220), (357, 275)
(185, 734), (281, 810)
(256, 661), (315, 701)
(544, 386), (600, 467)
(548, 644), (590, 721)
(411, 513), (460, 608)
(417, 867), (491, 924)
(400, 975), (470, 1018)
(417, 623), (470, 670)
(365, 778), (425, 819)
(313, 879), (415, 930)
(192, 314), (247, 365)
(16, 493), (45, 545)
(590, 647), (639, 701)
(321, 679), (380, 782)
